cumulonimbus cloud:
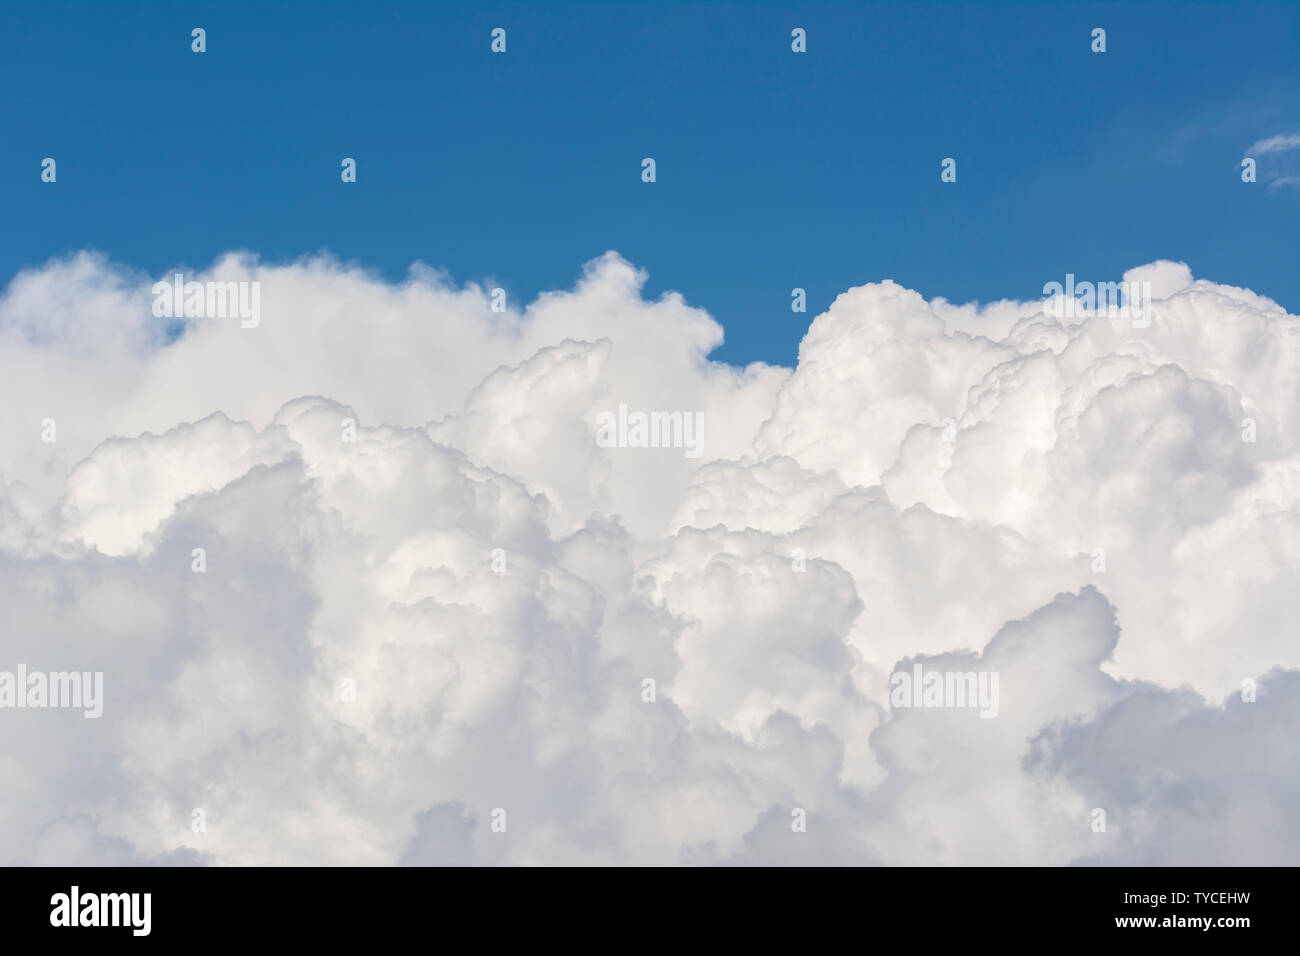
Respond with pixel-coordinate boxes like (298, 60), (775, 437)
(0, 251), (1296, 864)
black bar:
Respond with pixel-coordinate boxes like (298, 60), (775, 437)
(0, 866), (1285, 943)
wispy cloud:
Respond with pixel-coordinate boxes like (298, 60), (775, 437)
(1247, 131), (1300, 154)
(1246, 130), (1300, 189)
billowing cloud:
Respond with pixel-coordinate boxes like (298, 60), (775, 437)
(0, 251), (1296, 865)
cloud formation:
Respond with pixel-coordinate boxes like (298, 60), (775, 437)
(1245, 130), (1300, 189)
(0, 251), (1296, 865)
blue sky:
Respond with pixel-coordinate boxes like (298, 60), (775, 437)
(1, 0), (1296, 366)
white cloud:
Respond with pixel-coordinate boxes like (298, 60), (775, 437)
(1246, 132), (1300, 155)
(0, 251), (1296, 865)
(1245, 131), (1300, 188)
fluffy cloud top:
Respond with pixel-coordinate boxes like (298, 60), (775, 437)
(0, 251), (1296, 864)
